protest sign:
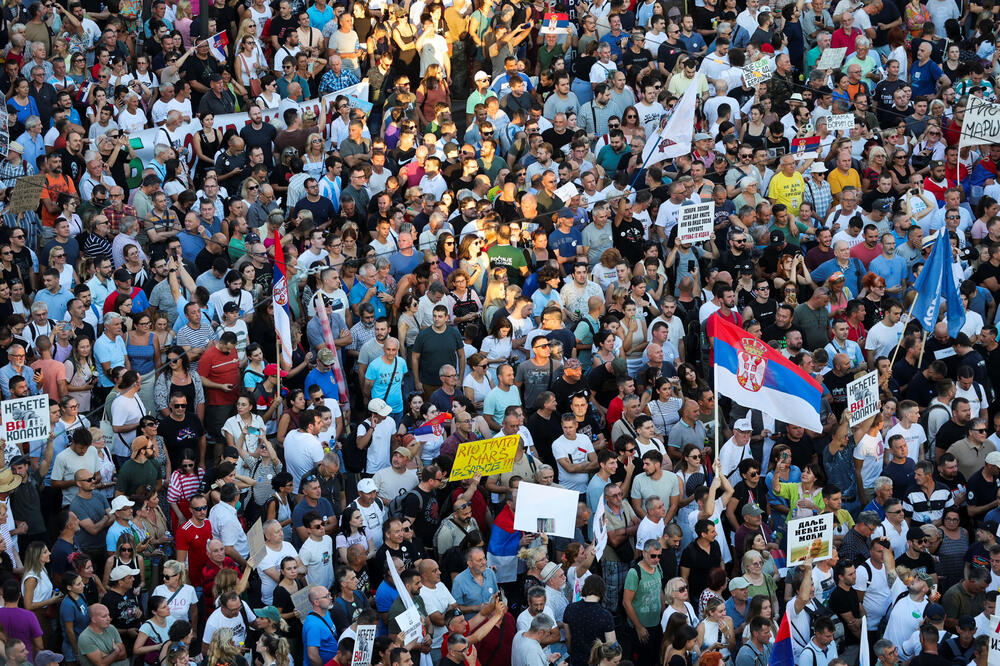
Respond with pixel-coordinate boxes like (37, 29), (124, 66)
(827, 114), (856, 132)
(790, 135), (820, 160)
(0, 93), (9, 156)
(593, 493), (607, 560)
(787, 513), (834, 565)
(395, 607), (423, 645)
(449, 435), (521, 481)
(0, 395), (48, 446)
(8, 174), (46, 215)
(554, 182), (578, 202)
(988, 615), (1000, 665)
(742, 59), (771, 87)
(676, 201), (715, 244)
(816, 47), (847, 70)
(513, 482), (579, 538)
(247, 519), (267, 566)
(961, 96), (1000, 148)
(290, 586), (313, 617)
(351, 625), (377, 666)
(847, 370), (880, 427)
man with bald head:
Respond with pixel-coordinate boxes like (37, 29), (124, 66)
(215, 135), (248, 189)
(304, 585), (340, 665)
(824, 353), (854, 418)
(77, 603), (128, 666)
(69, 461), (113, 569)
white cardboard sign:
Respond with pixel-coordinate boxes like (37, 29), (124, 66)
(513, 482), (579, 538)
(677, 201), (715, 244)
(0, 395), (48, 445)
(827, 114), (856, 132)
(847, 370), (880, 427)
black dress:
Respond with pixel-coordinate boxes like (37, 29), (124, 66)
(195, 128), (221, 186)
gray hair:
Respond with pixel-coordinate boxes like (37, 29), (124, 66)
(359, 263), (376, 278)
(120, 216), (138, 234)
(30, 301), (48, 314)
(529, 614), (555, 632)
(24, 116), (40, 130)
(873, 639), (893, 658)
(438, 364), (456, 379)
(971, 417), (987, 431)
(873, 476), (893, 492)
(643, 495), (662, 511)
(83, 150), (101, 163)
(154, 144), (172, 159)
(642, 539), (662, 552)
(374, 256), (391, 271)
(857, 510), (881, 527)
(534, 464), (554, 481)
(103, 312), (122, 326)
(526, 585), (546, 601)
(855, 36), (871, 48)
(263, 519), (281, 533)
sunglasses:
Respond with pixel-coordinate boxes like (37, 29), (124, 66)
(191, 505), (208, 512)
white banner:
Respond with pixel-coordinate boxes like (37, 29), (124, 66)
(677, 201), (715, 244)
(0, 395), (48, 446)
(827, 114), (856, 132)
(787, 513), (834, 566)
(961, 95), (1000, 148)
(847, 370), (880, 427)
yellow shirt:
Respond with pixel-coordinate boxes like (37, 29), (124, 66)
(826, 168), (862, 200)
(767, 170), (807, 215)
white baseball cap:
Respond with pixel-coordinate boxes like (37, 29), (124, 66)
(733, 418), (753, 432)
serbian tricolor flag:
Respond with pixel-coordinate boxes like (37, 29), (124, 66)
(539, 12), (569, 34)
(311, 292), (348, 404)
(412, 412), (451, 436)
(790, 135), (821, 159)
(487, 504), (521, 583)
(769, 612), (794, 666)
(272, 232), (292, 367)
(707, 313), (823, 431)
(206, 31), (228, 63)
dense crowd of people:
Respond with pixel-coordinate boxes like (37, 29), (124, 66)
(0, 0), (998, 663)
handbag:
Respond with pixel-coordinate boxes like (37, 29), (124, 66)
(240, 55), (262, 97)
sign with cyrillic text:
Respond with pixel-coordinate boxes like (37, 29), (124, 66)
(0, 395), (48, 445)
(676, 201), (715, 244)
(847, 370), (879, 427)
(787, 513), (834, 565)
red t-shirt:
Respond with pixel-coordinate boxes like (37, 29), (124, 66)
(199, 344), (241, 405)
(175, 518), (213, 586)
(202, 557), (241, 606)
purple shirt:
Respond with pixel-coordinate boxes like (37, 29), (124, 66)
(0, 607), (42, 658)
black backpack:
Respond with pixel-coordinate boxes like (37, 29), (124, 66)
(388, 488), (425, 519)
(342, 422), (368, 473)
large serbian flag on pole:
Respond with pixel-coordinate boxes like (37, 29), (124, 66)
(708, 313), (823, 432)
(272, 232), (292, 367)
(768, 611), (794, 666)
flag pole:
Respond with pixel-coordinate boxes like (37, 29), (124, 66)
(917, 330), (927, 368)
(888, 298), (919, 368)
(713, 362), (720, 464)
(276, 334), (282, 399)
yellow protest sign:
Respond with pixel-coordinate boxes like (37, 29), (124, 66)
(449, 435), (521, 481)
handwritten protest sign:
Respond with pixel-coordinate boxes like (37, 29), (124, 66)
(0, 395), (48, 446)
(787, 513), (834, 565)
(351, 625), (377, 666)
(742, 59), (771, 87)
(847, 370), (880, 427)
(677, 202), (715, 244)
(827, 114), (856, 132)
(816, 47), (847, 70)
(961, 96), (1000, 148)
(449, 435), (521, 481)
(513, 482), (579, 538)
(9, 175), (46, 215)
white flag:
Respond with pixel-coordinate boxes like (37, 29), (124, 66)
(640, 74), (701, 169)
(859, 615), (870, 666)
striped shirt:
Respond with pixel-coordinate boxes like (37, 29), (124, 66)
(903, 482), (954, 524)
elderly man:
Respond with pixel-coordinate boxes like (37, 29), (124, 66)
(0, 141), (34, 190)
(319, 54), (360, 94)
(78, 151), (115, 202)
(77, 604), (128, 666)
(452, 547), (502, 619)
(0, 344), (39, 399)
(209, 482), (250, 567)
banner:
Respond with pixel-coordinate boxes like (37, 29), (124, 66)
(847, 370), (879, 427)
(513, 481), (579, 538)
(961, 95), (1000, 148)
(0, 395), (48, 446)
(787, 513), (834, 565)
(676, 201), (714, 244)
(449, 435), (521, 481)
(351, 625), (377, 666)
(742, 59), (772, 88)
(827, 114), (856, 132)
(816, 47), (847, 70)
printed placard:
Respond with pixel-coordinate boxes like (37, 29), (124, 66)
(449, 435), (521, 481)
(846, 370), (880, 427)
(676, 201), (715, 244)
(742, 59), (772, 87)
(395, 607), (423, 645)
(827, 114), (856, 132)
(554, 182), (579, 202)
(787, 513), (834, 565)
(988, 615), (1000, 664)
(351, 625), (377, 666)
(513, 481), (579, 538)
(0, 395), (49, 445)
(816, 46), (847, 70)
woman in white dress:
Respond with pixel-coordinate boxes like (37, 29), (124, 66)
(696, 597), (736, 661)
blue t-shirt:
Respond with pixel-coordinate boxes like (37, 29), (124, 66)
(676, 31), (706, 56)
(910, 59), (944, 97)
(550, 227), (583, 262)
(348, 280), (388, 319)
(93, 334), (127, 387)
(291, 497), (334, 547)
(869, 254), (908, 289)
(302, 610), (338, 662)
(306, 4), (335, 30)
(304, 368), (339, 402)
(176, 231), (206, 263)
(364, 356), (407, 414)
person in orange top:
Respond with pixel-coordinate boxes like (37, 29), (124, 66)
(40, 153), (77, 237)
(827, 150), (862, 203)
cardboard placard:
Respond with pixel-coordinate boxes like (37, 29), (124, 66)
(247, 519), (266, 566)
(395, 607), (423, 645)
(787, 513), (834, 565)
(290, 586), (313, 617)
(8, 174), (46, 215)
(0, 395), (48, 445)
(351, 625), (377, 666)
(846, 370), (880, 427)
(827, 114), (856, 132)
(988, 615), (1000, 664)
(742, 59), (772, 88)
(816, 47), (847, 70)
(513, 482), (579, 538)
(962, 96), (1000, 148)
(449, 435), (521, 481)
(676, 201), (715, 244)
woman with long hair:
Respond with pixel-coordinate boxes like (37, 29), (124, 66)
(264, 473), (297, 542)
(415, 64), (450, 127)
(663, 624), (698, 666)
(133, 595), (174, 661)
(937, 505), (969, 592)
(127, 311), (161, 377)
(61, 335), (96, 412)
(22, 541), (62, 644)
(192, 112), (223, 187)
(163, 159), (192, 201)
(134, 485), (171, 578)
(643, 377), (682, 438)
(740, 595), (778, 643)
(457, 235), (488, 295)
(276, 388), (306, 447)
(462, 353), (493, 411)
(7, 77), (37, 126)
(234, 28), (266, 93)
(481, 280), (508, 329)
(863, 146), (888, 193)
(154, 346), (205, 423)
(561, 542), (594, 602)
(675, 444), (707, 547)
(255, 73), (281, 109)
(336, 506), (374, 563)
(271, 556), (305, 647)
(257, 632), (292, 666)
(740, 549), (778, 610)
(166, 449), (203, 531)
(205, 628), (246, 666)
(103, 532), (147, 593)
(696, 597), (736, 660)
(60, 572), (90, 666)
(151, 559), (198, 627)
(302, 132), (326, 178)
(772, 460), (825, 519)
(588, 639), (622, 666)
(436, 233), (458, 280)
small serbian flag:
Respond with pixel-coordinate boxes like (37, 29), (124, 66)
(707, 313), (823, 431)
(412, 412), (451, 436)
(272, 231), (292, 367)
(207, 30), (228, 62)
(790, 135), (820, 159)
(76, 81), (93, 103)
(539, 12), (569, 34)
(769, 612), (794, 666)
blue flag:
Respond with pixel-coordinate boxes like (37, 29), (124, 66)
(911, 230), (965, 337)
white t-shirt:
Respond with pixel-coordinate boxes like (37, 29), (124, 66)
(633, 100), (666, 137)
(784, 598), (820, 657)
(551, 435), (594, 492)
(884, 595), (928, 659)
(349, 497), (387, 550)
(165, 97), (193, 121)
(885, 422), (926, 464)
(117, 107), (148, 132)
(298, 535), (335, 588)
(283, 429), (324, 491)
(203, 601), (257, 647)
(852, 558), (891, 624)
(864, 321), (904, 358)
(110, 393), (148, 458)
(151, 583), (198, 622)
(685, 498), (731, 563)
(419, 582), (458, 649)
(516, 606), (555, 633)
(257, 541), (299, 604)
(373, 467), (418, 503)
(853, 433), (884, 490)
(635, 516), (664, 551)
(53, 446), (99, 505)
(956, 383), (987, 416)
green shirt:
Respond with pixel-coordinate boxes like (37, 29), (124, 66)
(623, 563), (663, 628)
(115, 458), (162, 497)
(487, 244), (528, 286)
(78, 626), (128, 666)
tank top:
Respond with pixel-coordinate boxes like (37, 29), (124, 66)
(394, 26), (417, 64)
(169, 380), (196, 409)
(197, 130), (221, 171)
(127, 334), (156, 375)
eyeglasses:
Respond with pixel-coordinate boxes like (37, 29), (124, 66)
(81, 476), (96, 483)
(972, 428), (988, 432)
(181, 463), (195, 469)
(533, 342), (550, 349)
(120, 547), (133, 553)
(647, 553), (661, 559)
(168, 357), (181, 363)
(248, 184), (259, 190)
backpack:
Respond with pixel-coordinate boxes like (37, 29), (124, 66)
(342, 422), (369, 473)
(920, 402), (951, 451)
(388, 488), (424, 520)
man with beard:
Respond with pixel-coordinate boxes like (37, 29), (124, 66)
(208, 270), (254, 323)
(239, 104), (278, 170)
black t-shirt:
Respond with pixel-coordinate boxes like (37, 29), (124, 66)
(525, 411), (563, 470)
(613, 217), (645, 265)
(679, 539), (723, 600)
(657, 42), (684, 73)
(102, 589), (141, 630)
(934, 420), (968, 453)
(239, 123), (278, 169)
(896, 550), (935, 577)
(966, 469), (1000, 509)
(622, 48), (653, 81)
(563, 600), (615, 666)
(159, 413), (207, 467)
(269, 15), (298, 43)
(57, 148), (86, 182)
(823, 371), (852, 418)
(974, 261), (1000, 299)
(827, 585), (862, 646)
(371, 542), (417, 585)
(402, 486), (441, 546)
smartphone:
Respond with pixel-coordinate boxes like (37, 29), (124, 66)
(248, 426), (261, 436)
(688, 260), (695, 272)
